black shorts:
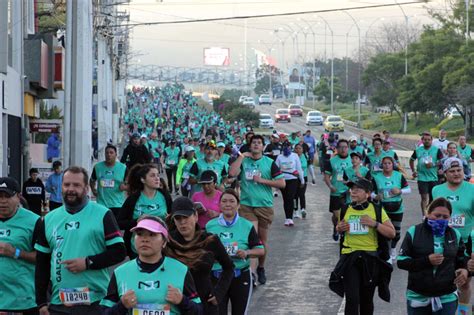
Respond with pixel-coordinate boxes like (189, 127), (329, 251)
(417, 181), (437, 195)
(329, 195), (346, 212)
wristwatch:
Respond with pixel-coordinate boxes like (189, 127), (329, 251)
(13, 248), (21, 259)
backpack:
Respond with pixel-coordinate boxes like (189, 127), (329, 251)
(339, 202), (390, 261)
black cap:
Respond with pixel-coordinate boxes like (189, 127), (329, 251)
(0, 177), (21, 196)
(171, 197), (196, 218)
(347, 178), (373, 192)
(198, 170), (217, 184)
(350, 152), (363, 159)
(131, 132), (140, 139)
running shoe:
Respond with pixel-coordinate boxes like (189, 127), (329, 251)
(301, 208), (307, 219)
(294, 210), (301, 219)
(252, 273), (257, 287)
(288, 219), (294, 226)
(390, 248), (397, 262)
(257, 267), (267, 285)
(312, 179), (316, 185)
(284, 219), (290, 226)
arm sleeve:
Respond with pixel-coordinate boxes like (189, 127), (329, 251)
(248, 226), (264, 249)
(324, 160), (333, 175)
(343, 170), (348, 182)
(177, 271), (203, 315)
(400, 176), (411, 195)
(437, 149), (444, 160)
(41, 181), (46, 203)
(270, 161), (283, 178)
(100, 273), (128, 315)
(397, 230), (432, 272)
(91, 167), (97, 181)
(456, 237), (468, 270)
(410, 150), (417, 161)
(120, 147), (128, 164)
(35, 219), (51, 307)
(117, 196), (138, 231)
(372, 178), (379, 195)
(394, 152), (399, 162)
(190, 162), (199, 177)
(364, 171), (372, 181)
(22, 182), (27, 198)
(87, 212), (126, 270)
(210, 237), (234, 303)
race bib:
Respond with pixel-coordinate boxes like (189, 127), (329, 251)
(272, 149), (281, 156)
(167, 159), (176, 165)
(336, 172), (344, 182)
(423, 155), (433, 164)
(348, 217), (369, 235)
(449, 214), (465, 228)
(224, 242), (239, 257)
(133, 304), (171, 315)
(327, 150), (334, 155)
(245, 169), (260, 180)
(281, 161), (293, 172)
(59, 287), (91, 306)
(383, 189), (393, 199)
(100, 179), (115, 188)
(372, 163), (382, 172)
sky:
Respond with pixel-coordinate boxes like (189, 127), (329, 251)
(123, 0), (450, 71)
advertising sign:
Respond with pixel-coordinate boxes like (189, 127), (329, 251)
(204, 47), (230, 66)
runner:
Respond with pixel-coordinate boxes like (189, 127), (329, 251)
(398, 197), (468, 315)
(457, 136), (474, 181)
(120, 133), (151, 174)
(331, 178), (395, 315)
(90, 144), (127, 218)
(189, 142), (227, 192)
(364, 138), (384, 176)
(22, 167), (46, 216)
(0, 177), (41, 315)
(432, 157), (474, 310)
(45, 160), (63, 210)
(409, 131), (443, 218)
(166, 197), (234, 315)
(176, 146), (197, 197)
(163, 139), (182, 195)
(303, 130), (317, 185)
(101, 215), (203, 315)
(35, 166), (126, 315)
(439, 142), (471, 183)
(342, 152), (371, 206)
(206, 189), (265, 315)
(276, 141), (305, 225)
(118, 163), (172, 258)
(433, 129), (449, 156)
(348, 136), (365, 158)
(148, 132), (164, 172)
(324, 139), (351, 241)
(229, 134), (285, 285)
(294, 143), (309, 219)
(372, 156), (411, 264)
(191, 171), (222, 229)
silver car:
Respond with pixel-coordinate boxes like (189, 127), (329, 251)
(306, 111), (323, 125)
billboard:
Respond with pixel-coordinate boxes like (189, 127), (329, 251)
(204, 47), (230, 66)
(289, 65), (305, 83)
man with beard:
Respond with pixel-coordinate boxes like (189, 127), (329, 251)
(189, 142), (227, 193)
(35, 166), (126, 315)
(0, 177), (41, 314)
(120, 133), (151, 174)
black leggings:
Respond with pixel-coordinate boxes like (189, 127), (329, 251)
(281, 179), (299, 219)
(343, 257), (377, 315)
(386, 212), (403, 249)
(294, 176), (307, 210)
(165, 166), (178, 192)
(213, 270), (252, 315)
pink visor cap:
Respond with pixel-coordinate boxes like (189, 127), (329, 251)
(130, 219), (169, 239)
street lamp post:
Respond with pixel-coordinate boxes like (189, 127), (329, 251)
(301, 18), (318, 108)
(317, 16), (334, 113)
(343, 11), (361, 126)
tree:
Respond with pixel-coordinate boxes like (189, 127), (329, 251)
(254, 64), (281, 95)
(37, 0), (66, 34)
(314, 76), (352, 105)
(220, 89), (247, 103)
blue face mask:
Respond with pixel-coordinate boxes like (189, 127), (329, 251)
(427, 219), (449, 237)
(283, 146), (292, 157)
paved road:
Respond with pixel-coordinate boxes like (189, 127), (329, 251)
(247, 102), (428, 314)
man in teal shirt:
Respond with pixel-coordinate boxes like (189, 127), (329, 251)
(409, 131), (444, 218)
(90, 144), (127, 218)
(0, 177), (41, 314)
(229, 135), (285, 286)
(35, 166), (126, 315)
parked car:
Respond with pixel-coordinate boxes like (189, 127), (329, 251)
(259, 113), (274, 128)
(324, 115), (344, 132)
(288, 104), (303, 117)
(242, 97), (255, 109)
(258, 94), (272, 105)
(239, 95), (248, 104)
(275, 109), (291, 123)
(306, 111), (323, 126)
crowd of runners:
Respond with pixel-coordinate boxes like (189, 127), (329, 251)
(2, 84), (474, 314)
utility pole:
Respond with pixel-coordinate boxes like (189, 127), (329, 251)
(67, 0), (94, 170)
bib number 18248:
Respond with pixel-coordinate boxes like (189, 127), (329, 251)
(59, 287), (91, 306)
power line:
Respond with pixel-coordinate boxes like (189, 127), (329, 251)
(101, 1), (429, 28)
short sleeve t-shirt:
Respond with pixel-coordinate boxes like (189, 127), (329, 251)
(325, 155), (351, 196)
(411, 146), (443, 182)
(239, 156), (283, 207)
(134, 191), (168, 220)
(92, 161), (127, 209)
(341, 203), (389, 254)
(432, 181), (474, 241)
(192, 190), (222, 229)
